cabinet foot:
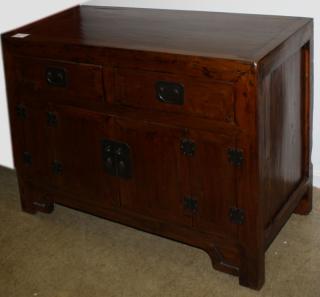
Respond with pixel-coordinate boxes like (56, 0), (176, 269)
(205, 246), (239, 276)
(19, 179), (55, 215)
(239, 253), (265, 290)
(32, 200), (55, 213)
(294, 184), (312, 215)
(204, 245), (265, 290)
(21, 202), (37, 214)
(21, 195), (55, 214)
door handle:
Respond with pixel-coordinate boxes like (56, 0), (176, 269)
(102, 139), (132, 179)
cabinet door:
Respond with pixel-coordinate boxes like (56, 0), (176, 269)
(52, 106), (119, 207)
(17, 103), (53, 184)
(113, 118), (192, 227)
(188, 130), (238, 236)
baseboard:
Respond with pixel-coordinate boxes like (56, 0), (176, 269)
(314, 170), (320, 189)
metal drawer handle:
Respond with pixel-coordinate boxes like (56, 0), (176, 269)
(46, 67), (66, 87)
(156, 81), (184, 105)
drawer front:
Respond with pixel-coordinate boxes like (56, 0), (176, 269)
(115, 68), (235, 123)
(14, 57), (105, 103)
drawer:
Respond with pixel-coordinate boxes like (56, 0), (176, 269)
(114, 68), (235, 123)
(14, 57), (105, 103)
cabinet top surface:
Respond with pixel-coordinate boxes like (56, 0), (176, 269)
(3, 5), (311, 61)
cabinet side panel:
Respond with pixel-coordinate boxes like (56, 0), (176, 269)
(261, 50), (304, 227)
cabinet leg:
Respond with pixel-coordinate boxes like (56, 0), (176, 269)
(21, 194), (55, 214)
(239, 252), (265, 290)
(205, 245), (265, 290)
(18, 179), (54, 214)
(294, 184), (312, 215)
(204, 246), (239, 276)
(21, 199), (37, 214)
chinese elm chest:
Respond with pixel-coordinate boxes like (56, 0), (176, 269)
(1, 6), (313, 290)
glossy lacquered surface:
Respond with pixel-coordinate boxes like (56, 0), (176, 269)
(3, 6), (311, 61)
(2, 6), (313, 291)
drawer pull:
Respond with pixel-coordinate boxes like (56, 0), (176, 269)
(46, 67), (66, 87)
(156, 81), (184, 105)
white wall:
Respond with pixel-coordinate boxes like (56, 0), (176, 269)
(0, 0), (319, 187)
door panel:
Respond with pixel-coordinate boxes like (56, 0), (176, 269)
(53, 106), (119, 207)
(19, 104), (53, 184)
(113, 118), (192, 227)
(188, 130), (238, 235)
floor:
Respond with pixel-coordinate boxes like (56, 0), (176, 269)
(0, 166), (319, 297)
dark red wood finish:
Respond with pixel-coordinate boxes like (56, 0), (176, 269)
(1, 6), (313, 290)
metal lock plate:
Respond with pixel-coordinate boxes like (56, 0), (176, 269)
(102, 139), (132, 179)
(114, 143), (132, 179)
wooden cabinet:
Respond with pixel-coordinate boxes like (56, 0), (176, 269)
(2, 6), (313, 290)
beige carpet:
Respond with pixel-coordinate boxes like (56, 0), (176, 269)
(0, 166), (319, 297)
